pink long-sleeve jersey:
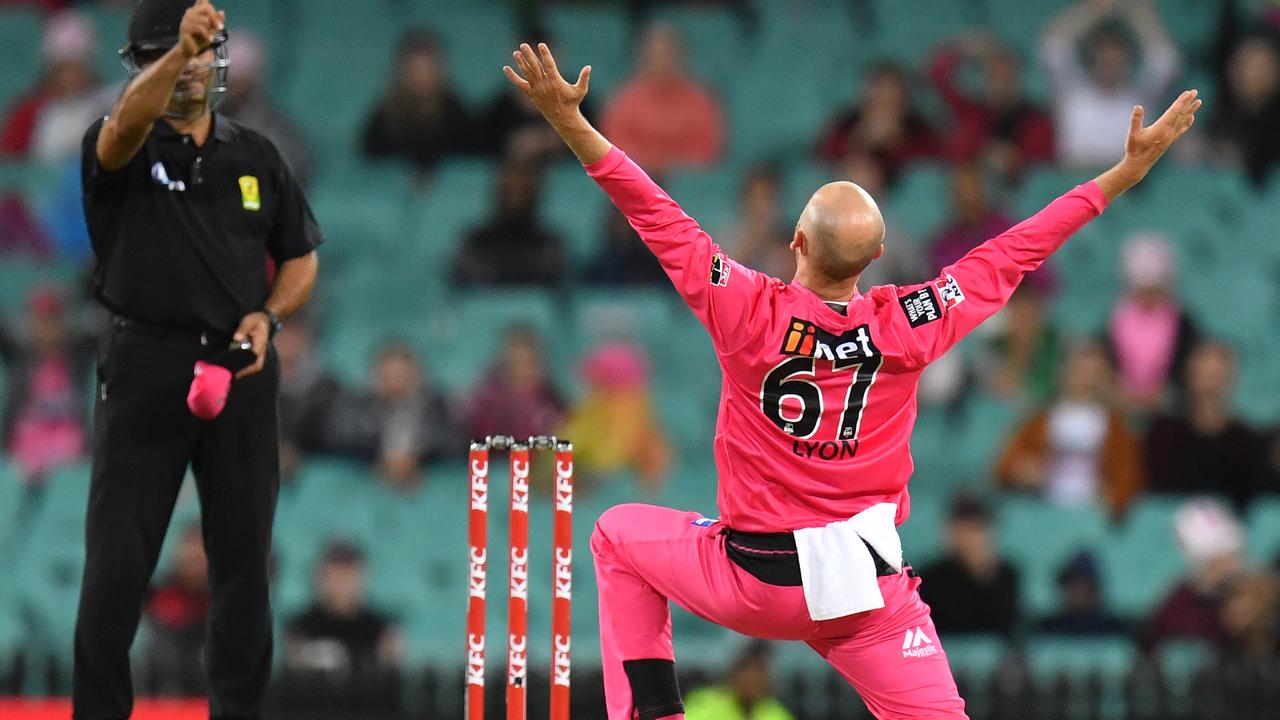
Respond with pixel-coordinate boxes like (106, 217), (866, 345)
(585, 147), (1109, 532)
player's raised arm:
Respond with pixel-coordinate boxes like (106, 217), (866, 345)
(503, 43), (771, 353)
(888, 90), (1202, 368)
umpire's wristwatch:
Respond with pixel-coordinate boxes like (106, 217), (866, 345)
(263, 308), (283, 339)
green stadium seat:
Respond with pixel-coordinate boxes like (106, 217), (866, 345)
(1025, 636), (1136, 720)
(1157, 638), (1213, 708)
(1246, 496), (1280, 565)
(0, 259), (86, 313)
(647, 6), (744, 95)
(882, 164), (951, 251)
(1101, 498), (1185, 617)
(0, 8), (43, 110)
(940, 634), (1009, 684)
(570, 287), (685, 358)
(542, 5), (631, 100)
(403, 158), (498, 271)
(996, 498), (1109, 617)
(281, 1), (399, 152)
(899, 492), (947, 566)
(864, 0), (975, 68)
(427, 289), (567, 392)
(540, 162), (610, 267)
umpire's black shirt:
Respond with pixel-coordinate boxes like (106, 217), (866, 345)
(82, 112), (322, 334)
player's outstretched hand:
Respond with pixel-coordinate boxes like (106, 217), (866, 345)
(1123, 89), (1201, 176)
(1096, 89), (1202, 201)
(503, 43), (591, 128)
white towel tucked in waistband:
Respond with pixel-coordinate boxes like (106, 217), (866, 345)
(793, 503), (903, 621)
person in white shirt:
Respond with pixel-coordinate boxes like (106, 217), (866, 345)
(1042, 0), (1181, 168)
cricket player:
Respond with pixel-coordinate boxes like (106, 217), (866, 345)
(503, 42), (1200, 720)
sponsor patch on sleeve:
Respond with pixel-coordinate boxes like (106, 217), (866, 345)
(936, 273), (965, 309)
(710, 252), (731, 287)
(899, 286), (942, 328)
(690, 517), (717, 527)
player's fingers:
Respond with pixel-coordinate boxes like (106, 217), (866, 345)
(1128, 105), (1144, 136)
(575, 65), (592, 95)
(1156, 89), (1194, 126)
(503, 65), (531, 92)
(520, 43), (544, 80)
(537, 43), (560, 78)
(512, 50), (533, 82)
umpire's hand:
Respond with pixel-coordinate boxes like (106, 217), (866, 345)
(179, 0), (225, 59)
(233, 312), (270, 378)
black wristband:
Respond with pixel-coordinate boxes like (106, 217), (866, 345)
(263, 308), (282, 339)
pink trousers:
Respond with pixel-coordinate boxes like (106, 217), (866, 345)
(590, 504), (969, 720)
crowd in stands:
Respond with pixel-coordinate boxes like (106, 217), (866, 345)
(3, 0), (1280, 713)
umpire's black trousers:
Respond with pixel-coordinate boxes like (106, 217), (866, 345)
(73, 323), (280, 720)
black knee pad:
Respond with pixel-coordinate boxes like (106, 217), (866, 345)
(623, 658), (684, 719)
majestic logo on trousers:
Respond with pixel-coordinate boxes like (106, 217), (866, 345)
(779, 318), (879, 370)
(902, 627), (938, 658)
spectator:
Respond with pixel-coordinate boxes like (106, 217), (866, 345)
(1210, 29), (1280, 186)
(1145, 343), (1269, 511)
(995, 340), (1145, 518)
(1142, 498), (1246, 650)
(1039, 550), (1128, 636)
(276, 322), (344, 478)
(0, 286), (95, 484)
(815, 63), (939, 183)
(684, 641), (795, 720)
(930, 35), (1055, 180)
(918, 493), (1020, 636)
(1107, 232), (1198, 415)
(1, 10), (116, 161)
(929, 166), (1056, 296)
(1220, 569), (1280, 660)
(285, 540), (403, 674)
(601, 22), (723, 174)
(138, 522), (209, 696)
(360, 28), (471, 172)
(1041, 0), (1180, 168)
(585, 206), (669, 286)
(560, 343), (671, 494)
(981, 285), (1063, 404)
(724, 163), (793, 279)
(330, 340), (453, 491)
(453, 159), (567, 287)
(220, 30), (313, 187)
(462, 324), (566, 441)
(0, 191), (54, 258)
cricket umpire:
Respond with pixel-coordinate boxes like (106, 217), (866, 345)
(73, 0), (321, 717)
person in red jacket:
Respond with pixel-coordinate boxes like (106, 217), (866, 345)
(930, 37), (1056, 181)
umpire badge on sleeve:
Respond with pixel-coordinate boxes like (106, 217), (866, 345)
(899, 286), (942, 328)
(238, 175), (261, 211)
(710, 252), (731, 287)
(936, 273), (965, 309)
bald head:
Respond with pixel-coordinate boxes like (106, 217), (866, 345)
(794, 181), (885, 282)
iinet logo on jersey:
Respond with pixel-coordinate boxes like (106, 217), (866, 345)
(779, 317), (880, 369)
(901, 627), (938, 658)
